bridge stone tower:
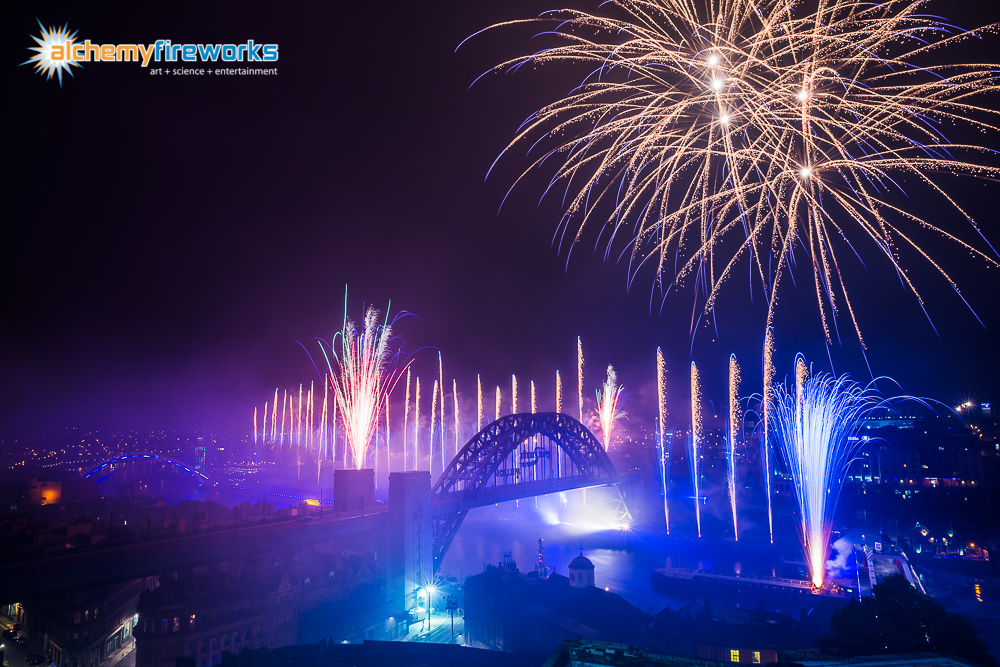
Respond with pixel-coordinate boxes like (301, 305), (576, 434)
(387, 471), (433, 614)
(334, 468), (375, 512)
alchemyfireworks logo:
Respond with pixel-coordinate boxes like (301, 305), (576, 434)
(22, 20), (81, 87)
(22, 19), (280, 87)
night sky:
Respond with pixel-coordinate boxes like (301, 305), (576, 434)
(6, 0), (1000, 435)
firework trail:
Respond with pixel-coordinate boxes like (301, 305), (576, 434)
(797, 357), (809, 400)
(477, 374), (484, 432)
(512, 374), (518, 414)
(577, 337), (584, 424)
(253, 406), (258, 445)
(495, 386), (502, 421)
(414, 377), (421, 471)
(271, 389), (278, 442)
(762, 328), (776, 543)
(596, 365), (625, 448)
(555, 370), (563, 413)
(438, 352), (446, 464)
(280, 390), (287, 446)
(453, 378), (460, 459)
(656, 348), (669, 533)
(530, 379), (538, 481)
(262, 402), (268, 446)
(403, 368), (411, 472)
(332, 392), (339, 466)
(299, 386), (307, 481)
(320, 379), (329, 480)
(321, 390), (327, 460)
(728, 354), (742, 541)
(468, 0), (1000, 346)
(555, 369), (564, 476)
(769, 356), (895, 588)
(308, 381), (315, 452)
(431, 379), (439, 473)
(318, 297), (409, 470)
(690, 361), (703, 538)
(385, 394), (390, 476)
(323, 379), (329, 459)
(381, 393), (389, 488)
(297, 384), (303, 448)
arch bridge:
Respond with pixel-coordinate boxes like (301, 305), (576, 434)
(430, 412), (632, 571)
(85, 453), (209, 482)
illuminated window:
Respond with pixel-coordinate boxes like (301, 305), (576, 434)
(730, 649), (740, 662)
(753, 651), (761, 663)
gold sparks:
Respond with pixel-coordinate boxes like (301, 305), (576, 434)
(474, 0), (1000, 346)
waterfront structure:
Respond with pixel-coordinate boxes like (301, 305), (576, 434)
(464, 557), (649, 655)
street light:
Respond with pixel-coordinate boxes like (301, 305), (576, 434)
(424, 585), (438, 630)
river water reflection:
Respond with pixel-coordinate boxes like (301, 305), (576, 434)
(441, 499), (794, 613)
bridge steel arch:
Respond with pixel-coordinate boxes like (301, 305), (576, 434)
(85, 454), (209, 481)
(431, 412), (630, 572)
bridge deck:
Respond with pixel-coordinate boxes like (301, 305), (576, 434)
(431, 473), (638, 514)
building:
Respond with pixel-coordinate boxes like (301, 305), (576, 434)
(135, 551), (385, 667)
(544, 640), (985, 667)
(464, 555), (650, 656)
(219, 638), (545, 667)
(646, 602), (820, 664)
(20, 577), (153, 667)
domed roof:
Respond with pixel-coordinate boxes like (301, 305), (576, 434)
(568, 555), (594, 570)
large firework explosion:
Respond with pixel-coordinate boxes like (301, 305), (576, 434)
(468, 0), (1000, 345)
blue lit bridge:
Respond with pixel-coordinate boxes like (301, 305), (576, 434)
(430, 412), (633, 571)
(84, 453), (209, 483)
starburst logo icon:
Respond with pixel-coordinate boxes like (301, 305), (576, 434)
(22, 19), (81, 87)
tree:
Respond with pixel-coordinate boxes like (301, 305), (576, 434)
(818, 574), (995, 665)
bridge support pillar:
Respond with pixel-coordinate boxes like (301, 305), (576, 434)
(387, 471), (433, 615)
(334, 468), (374, 513)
